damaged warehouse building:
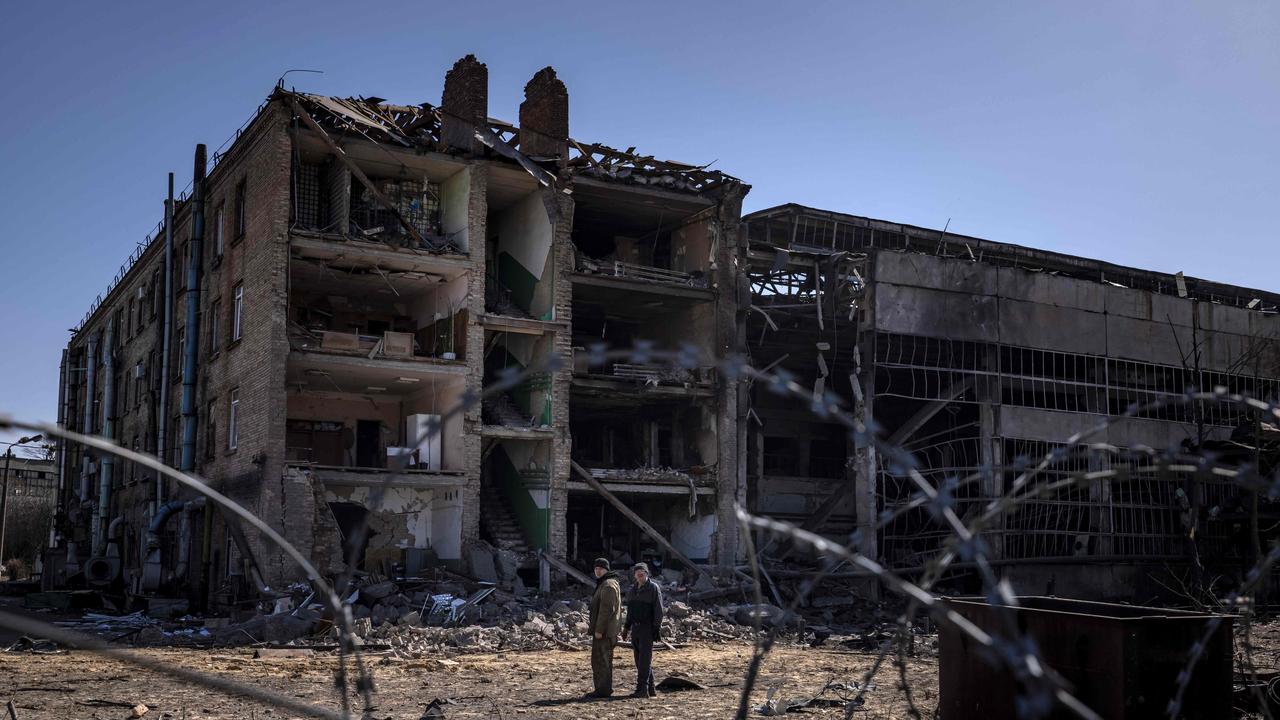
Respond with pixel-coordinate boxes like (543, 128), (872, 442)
(44, 56), (1280, 610)
(742, 205), (1280, 598)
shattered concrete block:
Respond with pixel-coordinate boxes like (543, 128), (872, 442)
(733, 604), (789, 628)
(361, 581), (396, 602)
(667, 601), (691, 619)
(400, 610), (421, 626)
(495, 549), (520, 584)
(353, 617), (372, 637)
(469, 546), (499, 583)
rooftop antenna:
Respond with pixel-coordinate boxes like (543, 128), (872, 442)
(277, 68), (325, 90)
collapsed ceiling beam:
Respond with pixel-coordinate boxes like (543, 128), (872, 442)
(570, 459), (711, 580)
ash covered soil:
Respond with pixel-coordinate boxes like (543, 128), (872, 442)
(0, 641), (938, 719)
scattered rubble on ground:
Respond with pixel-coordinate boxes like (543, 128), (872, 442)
(7, 566), (933, 660)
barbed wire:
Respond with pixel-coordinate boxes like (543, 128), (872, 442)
(2, 343), (1278, 718)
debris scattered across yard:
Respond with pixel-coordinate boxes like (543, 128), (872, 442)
(8, 567), (928, 658)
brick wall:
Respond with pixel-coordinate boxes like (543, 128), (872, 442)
(545, 186), (576, 566)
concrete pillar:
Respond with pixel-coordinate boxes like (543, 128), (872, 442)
(712, 186), (748, 569)
(441, 55), (488, 155)
(518, 67), (568, 161)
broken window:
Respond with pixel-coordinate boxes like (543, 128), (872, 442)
(134, 361), (145, 408)
(349, 177), (440, 247)
(292, 160), (329, 231)
(762, 437), (796, 476)
(177, 242), (189, 291)
(173, 327), (184, 379)
(214, 204), (225, 259)
(234, 179), (247, 240)
(209, 299), (221, 356)
(205, 401), (217, 459)
(150, 271), (161, 319)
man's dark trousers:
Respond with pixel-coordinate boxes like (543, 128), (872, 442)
(631, 623), (656, 694)
(591, 635), (614, 694)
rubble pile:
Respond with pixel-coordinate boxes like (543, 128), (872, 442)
(11, 561), (933, 657)
(347, 596), (761, 655)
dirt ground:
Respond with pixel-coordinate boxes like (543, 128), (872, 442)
(0, 641), (938, 719)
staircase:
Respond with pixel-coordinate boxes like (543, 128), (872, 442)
(480, 481), (530, 552)
(483, 392), (533, 427)
(485, 280), (533, 319)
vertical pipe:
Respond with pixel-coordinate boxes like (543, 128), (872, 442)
(51, 348), (69, 550)
(158, 173), (175, 503)
(200, 502), (213, 611)
(93, 318), (117, 556)
(180, 146), (207, 472)
(79, 335), (99, 503)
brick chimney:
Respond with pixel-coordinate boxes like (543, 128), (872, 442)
(441, 54), (488, 154)
(518, 67), (568, 161)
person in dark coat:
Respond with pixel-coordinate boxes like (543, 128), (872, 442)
(620, 562), (664, 698)
(585, 558), (622, 698)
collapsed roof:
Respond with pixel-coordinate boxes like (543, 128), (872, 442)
(281, 89), (742, 196)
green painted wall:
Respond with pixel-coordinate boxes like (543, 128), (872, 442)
(497, 252), (538, 315)
(492, 447), (549, 550)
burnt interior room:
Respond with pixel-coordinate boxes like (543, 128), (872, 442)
(287, 258), (467, 361)
(570, 294), (711, 355)
(569, 180), (710, 272)
(570, 399), (713, 471)
(566, 491), (714, 570)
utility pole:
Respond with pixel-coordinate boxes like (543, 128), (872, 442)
(0, 448), (12, 568)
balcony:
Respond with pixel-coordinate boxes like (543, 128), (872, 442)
(568, 465), (716, 496)
(571, 356), (716, 399)
(572, 258), (713, 302)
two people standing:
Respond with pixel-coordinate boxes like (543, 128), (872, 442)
(586, 559), (665, 699)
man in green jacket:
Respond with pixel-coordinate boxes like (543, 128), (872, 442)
(585, 557), (622, 698)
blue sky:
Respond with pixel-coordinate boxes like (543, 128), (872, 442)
(0, 1), (1277, 442)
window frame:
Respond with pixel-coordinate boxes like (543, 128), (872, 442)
(231, 283), (244, 343)
(214, 203), (226, 258)
(209, 298), (222, 357)
(233, 179), (247, 241)
(205, 400), (217, 459)
(227, 389), (240, 452)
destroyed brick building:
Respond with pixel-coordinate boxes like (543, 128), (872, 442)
(47, 57), (746, 604)
(43, 57), (1280, 608)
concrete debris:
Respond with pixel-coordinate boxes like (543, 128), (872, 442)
(33, 565), (926, 662)
(755, 680), (868, 715)
(656, 670), (706, 691)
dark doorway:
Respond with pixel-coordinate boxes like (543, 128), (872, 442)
(356, 420), (381, 468)
(329, 502), (376, 571)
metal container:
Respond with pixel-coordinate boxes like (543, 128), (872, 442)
(939, 596), (1233, 719)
